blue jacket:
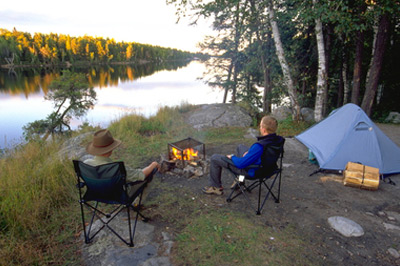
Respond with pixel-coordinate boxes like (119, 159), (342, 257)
(231, 133), (283, 177)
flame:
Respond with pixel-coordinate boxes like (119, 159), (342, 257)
(172, 147), (199, 161)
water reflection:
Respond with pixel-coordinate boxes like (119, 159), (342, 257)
(0, 60), (191, 96)
(0, 60), (222, 149)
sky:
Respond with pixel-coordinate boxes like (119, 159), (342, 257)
(0, 0), (214, 52)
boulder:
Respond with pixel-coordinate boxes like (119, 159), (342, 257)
(185, 104), (252, 130)
(328, 216), (364, 237)
(385, 112), (400, 124)
(272, 106), (292, 121)
(301, 107), (315, 122)
(58, 131), (93, 160)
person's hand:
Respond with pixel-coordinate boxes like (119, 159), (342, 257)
(226, 154), (234, 159)
(243, 151), (248, 157)
(152, 161), (161, 171)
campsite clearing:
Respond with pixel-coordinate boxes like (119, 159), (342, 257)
(147, 123), (400, 265)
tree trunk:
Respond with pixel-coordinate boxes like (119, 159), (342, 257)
(261, 55), (272, 113)
(343, 60), (349, 104)
(256, 33), (272, 113)
(350, 2), (367, 105)
(350, 30), (364, 105)
(323, 24), (333, 116)
(250, 0), (272, 113)
(223, 60), (234, 103)
(313, 0), (328, 122)
(232, 61), (238, 103)
(267, 2), (300, 119)
(361, 13), (390, 116)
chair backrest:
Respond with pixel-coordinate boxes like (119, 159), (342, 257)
(73, 160), (128, 204)
(256, 138), (285, 177)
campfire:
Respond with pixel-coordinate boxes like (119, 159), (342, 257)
(161, 137), (209, 178)
(168, 137), (205, 162)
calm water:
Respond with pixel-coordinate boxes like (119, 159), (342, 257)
(0, 60), (223, 149)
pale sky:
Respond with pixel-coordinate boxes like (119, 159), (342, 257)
(0, 0), (213, 52)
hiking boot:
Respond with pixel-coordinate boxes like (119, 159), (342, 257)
(202, 186), (223, 195)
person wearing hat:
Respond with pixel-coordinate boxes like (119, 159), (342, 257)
(84, 129), (160, 200)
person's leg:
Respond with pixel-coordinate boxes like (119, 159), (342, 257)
(208, 154), (227, 188)
(208, 153), (247, 186)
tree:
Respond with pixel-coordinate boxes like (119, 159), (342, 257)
(23, 71), (96, 140)
(312, 0), (328, 122)
(361, 12), (391, 116)
(267, 0), (300, 119)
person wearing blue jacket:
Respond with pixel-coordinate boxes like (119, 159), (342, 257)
(202, 115), (283, 195)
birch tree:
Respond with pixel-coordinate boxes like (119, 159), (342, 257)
(312, 0), (328, 122)
(267, 1), (300, 119)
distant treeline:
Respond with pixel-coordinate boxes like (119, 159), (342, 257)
(0, 28), (202, 66)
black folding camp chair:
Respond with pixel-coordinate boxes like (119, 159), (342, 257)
(223, 138), (285, 215)
(73, 160), (154, 247)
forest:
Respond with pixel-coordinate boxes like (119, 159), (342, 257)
(169, 0), (400, 120)
(0, 28), (195, 66)
(1, 0), (399, 121)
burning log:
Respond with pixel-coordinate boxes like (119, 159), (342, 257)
(162, 137), (209, 178)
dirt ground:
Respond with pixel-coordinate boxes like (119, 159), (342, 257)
(151, 123), (400, 266)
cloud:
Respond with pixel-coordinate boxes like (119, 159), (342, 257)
(0, 10), (59, 27)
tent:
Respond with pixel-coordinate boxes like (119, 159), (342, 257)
(295, 103), (400, 175)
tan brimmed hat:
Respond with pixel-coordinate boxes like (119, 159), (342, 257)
(86, 129), (122, 155)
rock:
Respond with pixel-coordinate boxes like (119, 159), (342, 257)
(328, 216), (364, 237)
(301, 107), (315, 122)
(272, 106), (292, 121)
(383, 223), (400, 231)
(140, 257), (171, 266)
(81, 215), (159, 266)
(385, 112), (400, 124)
(378, 211), (386, 217)
(244, 128), (258, 139)
(388, 248), (400, 259)
(386, 211), (400, 222)
(185, 104), (252, 130)
(58, 131), (93, 160)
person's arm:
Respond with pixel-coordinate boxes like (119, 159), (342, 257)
(230, 143), (263, 169)
(142, 161), (160, 177)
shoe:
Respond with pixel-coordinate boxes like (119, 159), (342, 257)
(230, 180), (245, 190)
(202, 186), (223, 195)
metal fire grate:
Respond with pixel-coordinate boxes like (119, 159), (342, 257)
(168, 137), (205, 163)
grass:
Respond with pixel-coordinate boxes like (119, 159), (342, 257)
(0, 104), (312, 265)
(145, 181), (317, 266)
(0, 140), (81, 265)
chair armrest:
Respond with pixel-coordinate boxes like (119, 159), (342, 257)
(246, 164), (260, 169)
(221, 156), (235, 166)
(221, 157), (260, 170)
(126, 180), (147, 187)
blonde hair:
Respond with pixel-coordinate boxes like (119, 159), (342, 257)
(261, 116), (278, 134)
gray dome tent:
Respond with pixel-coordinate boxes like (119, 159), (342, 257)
(295, 103), (400, 175)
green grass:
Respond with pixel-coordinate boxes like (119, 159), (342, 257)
(277, 117), (315, 137)
(0, 140), (81, 265)
(0, 103), (314, 265)
(145, 181), (317, 266)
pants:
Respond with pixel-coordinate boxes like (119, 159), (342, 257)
(209, 144), (249, 188)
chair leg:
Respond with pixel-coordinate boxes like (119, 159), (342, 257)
(127, 205), (134, 247)
(79, 200), (90, 244)
(257, 180), (262, 215)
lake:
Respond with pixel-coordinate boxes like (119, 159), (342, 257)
(0, 60), (223, 149)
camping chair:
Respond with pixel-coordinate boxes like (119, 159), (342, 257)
(223, 139), (285, 215)
(73, 160), (154, 247)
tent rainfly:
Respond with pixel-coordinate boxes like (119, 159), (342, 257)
(295, 103), (400, 175)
